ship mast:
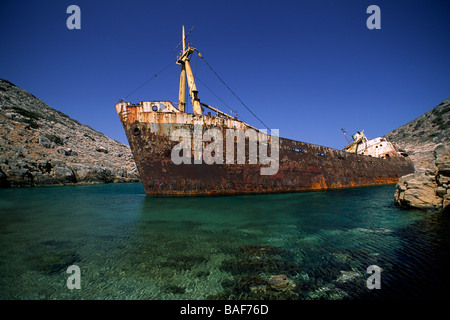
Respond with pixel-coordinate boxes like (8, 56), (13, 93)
(178, 26), (187, 112)
(177, 25), (202, 115)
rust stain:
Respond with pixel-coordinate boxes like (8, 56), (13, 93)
(116, 105), (415, 196)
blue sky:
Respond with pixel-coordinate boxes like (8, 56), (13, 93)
(1, 0), (449, 149)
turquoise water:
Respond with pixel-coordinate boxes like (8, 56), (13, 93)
(0, 183), (449, 300)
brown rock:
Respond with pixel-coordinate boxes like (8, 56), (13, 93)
(401, 185), (442, 209)
(268, 275), (290, 290)
(443, 194), (450, 210)
(395, 144), (449, 212)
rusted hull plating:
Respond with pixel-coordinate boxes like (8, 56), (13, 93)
(120, 112), (415, 196)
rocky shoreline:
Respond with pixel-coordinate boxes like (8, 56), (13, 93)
(0, 79), (140, 188)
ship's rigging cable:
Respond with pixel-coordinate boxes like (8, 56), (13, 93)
(120, 48), (271, 135)
(121, 61), (174, 101)
(196, 76), (242, 121)
(198, 54), (272, 134)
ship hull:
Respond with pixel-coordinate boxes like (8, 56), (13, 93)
(120, 112), (414, 196)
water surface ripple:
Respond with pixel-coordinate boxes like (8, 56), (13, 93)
(0, 183), (449, 299)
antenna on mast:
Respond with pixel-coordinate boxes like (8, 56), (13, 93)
(177, 26), (187, 112)
(173, 25), (196, 53)
(182, 25), (186, 52)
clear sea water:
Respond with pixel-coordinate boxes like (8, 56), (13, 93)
(0, 182), (449, 300)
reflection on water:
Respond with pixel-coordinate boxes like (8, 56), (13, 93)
(0, 183), (449, 299)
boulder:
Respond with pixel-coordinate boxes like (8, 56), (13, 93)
(56, 148), (78, 156)
(395, 144), (450, 212)
(52, 166), (77, 183)
(436, 187), (447, 197)
(444, 194), (450, 209)
(39, 135), (52, 148)
(96, 146), (109, 154)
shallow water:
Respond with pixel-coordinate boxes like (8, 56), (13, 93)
(0, 183), (449, 300)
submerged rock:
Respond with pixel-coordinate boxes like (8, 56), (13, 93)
(219, 245), (301, 299)
(268, 274), (293, 290)
(228, 274), (298, 300)
(308, 284), (349, 300)
(336, 270), (362, 283)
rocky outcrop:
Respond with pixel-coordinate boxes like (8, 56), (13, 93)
(0, 79), (140, 187)
(395, 144), (449, 212)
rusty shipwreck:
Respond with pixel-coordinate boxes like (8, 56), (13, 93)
(115, 26), (414, 196)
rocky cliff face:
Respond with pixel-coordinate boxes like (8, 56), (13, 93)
(0, 79), (140, 187)
(388, 98), (450, 212)
(385, 98), (449, 170)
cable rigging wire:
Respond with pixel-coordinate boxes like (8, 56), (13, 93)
(198, 53), (272, 134)
(196, 76), (239, 119)
(121, 61), (174, 101)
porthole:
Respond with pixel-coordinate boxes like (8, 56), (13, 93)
(132, 127), (141, 136)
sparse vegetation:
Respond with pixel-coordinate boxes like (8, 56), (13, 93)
(428, 132), (440, 138)
(44, 134), (64, 146)
(55, 109), (70, 119)
(414, 121), (422, 131)
(45, 114), (59, 123)
(385, 98), (449, 169)
(439, 120), (449, 131)
(23, 118), (40, 129)
(432, 115), (443, 126)
(12, 106), (42, 120)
